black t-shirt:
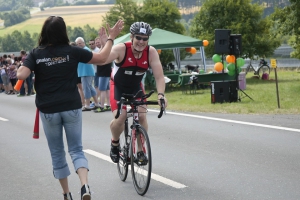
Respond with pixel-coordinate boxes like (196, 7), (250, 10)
(97, 62), (112, 77)
(23, 45), (93, 113)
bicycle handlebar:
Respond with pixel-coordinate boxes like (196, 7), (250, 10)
(115, 90), (165, 119)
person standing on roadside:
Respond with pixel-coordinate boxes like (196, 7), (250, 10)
(70, 41), (85, 106)
(19, 50), (34, 96)
(17, 16), (124, 200)
(94, 37), (112, 112)
(88, 39), (101, 103)
(75, 37), (101, 111)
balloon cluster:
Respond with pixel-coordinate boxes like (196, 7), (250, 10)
(185, 40), (209, 55)
(185, 47), (197, 54)
(212, 54), (245, 76)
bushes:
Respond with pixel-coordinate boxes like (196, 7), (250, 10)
(0, 8), (31, 28)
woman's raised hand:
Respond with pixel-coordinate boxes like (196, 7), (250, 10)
(106, 19), (124, 40)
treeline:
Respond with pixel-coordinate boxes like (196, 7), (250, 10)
(0, 24), (99, 52)
(40, 0), (100, 8)
(0, 0), (34, 12)
(0, 8), (31, 27)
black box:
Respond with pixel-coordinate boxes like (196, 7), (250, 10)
(229, 34), (242, 56)
(211, 81), (238, 103)
(214, 29), (231, 54)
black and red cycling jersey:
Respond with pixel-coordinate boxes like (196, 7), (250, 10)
(111, 42), (149, 101)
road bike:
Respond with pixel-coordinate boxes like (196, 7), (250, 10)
(245, 58), (270, 77)
(115, 90), (165, 196)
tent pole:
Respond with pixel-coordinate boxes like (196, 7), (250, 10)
(200, 46), (206, 72)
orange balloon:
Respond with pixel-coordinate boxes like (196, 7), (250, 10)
(214, 62), (223, 72)
(226, 55), (236, 63)
(185, 47), (191, 52)
(190, 47), (197, 54)
(203, 40), (209, 47)
(157, 49), (161, 54)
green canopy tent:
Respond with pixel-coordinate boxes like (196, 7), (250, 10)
(114, 28), (207, 73)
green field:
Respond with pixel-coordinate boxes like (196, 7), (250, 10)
(0, 5), (110, 37)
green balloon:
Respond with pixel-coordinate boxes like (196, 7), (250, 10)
(227, 63), (235, 71)
(212, 54), (221, 63)
(237, 58), (245, 67)
(228, 70), (236, 76)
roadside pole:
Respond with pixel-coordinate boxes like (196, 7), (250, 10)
(270, 59), (280, 108)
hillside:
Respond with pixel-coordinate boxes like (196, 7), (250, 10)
(0, 5), (113, 37)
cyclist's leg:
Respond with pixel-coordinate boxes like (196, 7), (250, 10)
(109, 81), (127, 162)
(137, 105), (148, 152)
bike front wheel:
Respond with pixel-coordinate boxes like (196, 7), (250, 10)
(117, 130), (129, 181)
(130, 126), (152, 196)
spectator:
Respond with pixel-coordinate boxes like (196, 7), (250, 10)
(0, 56), (5, 93)
(75, 37), (101, 111)
(19, 50), (34, 97)
(94, 62), (112, 112)
(70, 41), (85, 106)
(0, 55), (11, 94)
(6, 58), (17, 94)
(89, 39), (100, 103)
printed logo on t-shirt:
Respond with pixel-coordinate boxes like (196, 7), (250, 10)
(142, 61), (147, 65)
(36, 56), (69, 66)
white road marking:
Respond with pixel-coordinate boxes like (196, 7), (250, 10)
(0, 117), (9, 121)
(148, 109), (300, 133)
(83, 149), (187, 189)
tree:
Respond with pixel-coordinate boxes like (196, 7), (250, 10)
(190, 0), (281, 59)
(101, 0), (139, 37)
(1, 34), (18, 52)
(68, 26), (85, 43)
(139, 0), (187, 67)
(83, 24), (98, 41)
(273, 0), (300, 58)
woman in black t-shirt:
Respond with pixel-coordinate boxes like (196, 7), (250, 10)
(17, 16), (124, 200)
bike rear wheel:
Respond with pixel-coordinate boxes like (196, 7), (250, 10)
(258, 65), (270, 77)
(130, 126), (152, 196)
(117, 122), (129, 181)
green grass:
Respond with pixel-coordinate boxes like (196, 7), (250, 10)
(147, 69), (300, 114)
(0, 12), (106, 37)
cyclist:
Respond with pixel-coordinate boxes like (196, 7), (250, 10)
(104, 21), (168, 163)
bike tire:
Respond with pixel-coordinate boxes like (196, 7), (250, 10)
(130, 126), (152, 196)
(117, 120), (129, 181)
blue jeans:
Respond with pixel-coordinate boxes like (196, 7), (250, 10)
(20, 72), (33, 95)
(94, 73), (99, 88)
(81, 76), (96, 99)
(98, 77), (110, 90)
(39, 109), (89, 179)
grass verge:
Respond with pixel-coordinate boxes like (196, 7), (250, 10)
(147, 69), (300, 115)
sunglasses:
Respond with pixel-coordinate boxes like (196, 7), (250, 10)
(135, 35), (149, 41)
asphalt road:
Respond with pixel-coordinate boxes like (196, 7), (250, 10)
(1, 93), (300, 200)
